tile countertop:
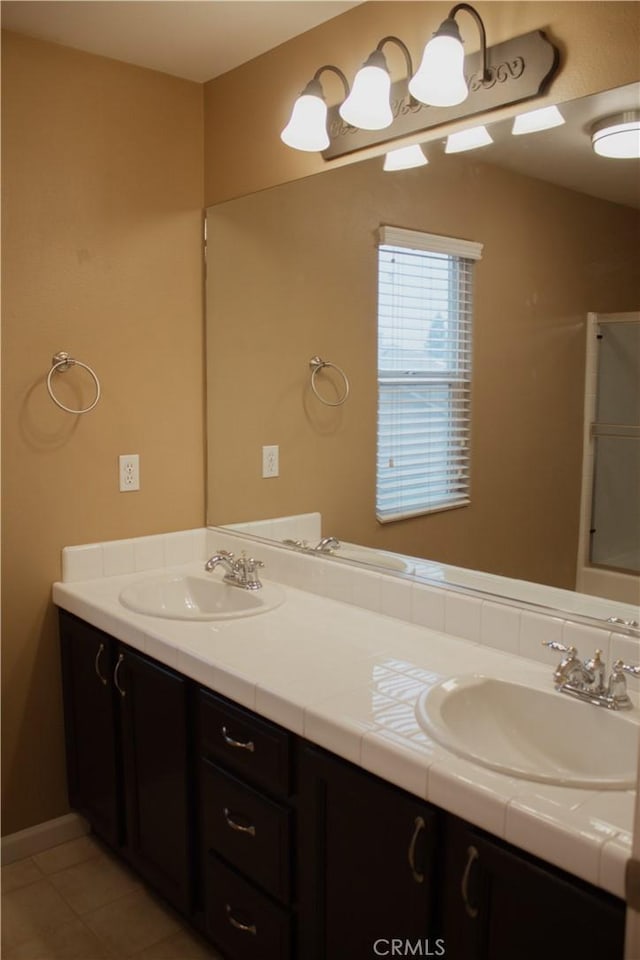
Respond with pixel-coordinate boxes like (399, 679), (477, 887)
(53, 558), (638, 901)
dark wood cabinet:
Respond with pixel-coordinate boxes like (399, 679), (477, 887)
(442, 815), (625, 960)
(59, 612), (193, 915)
(198, 689), (295, 960)
(59, 611), (122, 848)
(298, 744), (441, 960)
(60, 611), (627, 960)
(116, 646), (193, 914)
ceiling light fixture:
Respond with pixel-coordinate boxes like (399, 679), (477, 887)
(591, 111), (640, 159)
(339, 37), (413, 131)
(445, 124), (493, 153)
(409, 3), (490, 108)
(280, 65), (349, 152)
(383, 144), (428, 171)
(512, 104), (565, 135)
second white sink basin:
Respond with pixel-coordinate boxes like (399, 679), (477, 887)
(416, 675), (639, 790)
(119, 574), (285, 621)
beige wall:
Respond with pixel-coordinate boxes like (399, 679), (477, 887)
(205, 156), (640, 588)
(203, 1), (640, 204)
(1, 32), (205, 835)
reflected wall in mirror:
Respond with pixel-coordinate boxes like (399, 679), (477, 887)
(206, 84), (640, 612)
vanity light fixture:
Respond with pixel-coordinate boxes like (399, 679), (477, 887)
(409, 3), (490, 108)
(339, 37), (413, 131)
(512, 104), (565, 135)
(280, 65), (349, 151)
(591, 111), (640, 159)
(445, 124), (493, 153)
(383, 144), (428, 171)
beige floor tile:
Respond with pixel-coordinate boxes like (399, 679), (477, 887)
(132, 927), (223, 959)
(2, 917), (115, 959)
(1, 878), (77, 952)
(33, 835), (103, 876)
(83, 888), (181, 957)
(1, 858), (44, 893)
(49, 853), (141, 915)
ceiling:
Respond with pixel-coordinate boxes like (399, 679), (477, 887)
(1, 1), (638, 208)
(0, 1), (361, 83)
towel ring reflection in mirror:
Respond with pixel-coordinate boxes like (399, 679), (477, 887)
(309, 355), (350, 407)
(46, 351), (101, 414)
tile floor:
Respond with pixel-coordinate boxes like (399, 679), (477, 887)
(1, 835), (223, 959)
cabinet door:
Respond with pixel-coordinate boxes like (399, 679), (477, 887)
(298, 745), (439, 960)
(59, 611), (122, 847)
(443, 816), (625, 960)
(117, 647), (193, 914)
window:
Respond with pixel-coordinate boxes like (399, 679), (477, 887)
(376, 226), (483, 522)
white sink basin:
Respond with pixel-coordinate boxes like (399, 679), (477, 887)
(119, 574), (285, 621)
(416, 675), (639, 790)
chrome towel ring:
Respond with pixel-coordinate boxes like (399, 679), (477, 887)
(47, 351), (101, 414)
(309, 355), (350, 407)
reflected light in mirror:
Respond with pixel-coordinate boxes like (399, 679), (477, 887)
(445, 124), (493, 153)
(512, 105), (565, 135)
(383, 144), (428, 171)
(592, 112), (640, 158)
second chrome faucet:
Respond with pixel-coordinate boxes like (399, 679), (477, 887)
(543, 640), (639, 710)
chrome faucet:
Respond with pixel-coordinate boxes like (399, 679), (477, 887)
(205, 550), (264, 590)
(281, 536), (340, 555)
(543, 641), (638, 710)
(313, 536), (340, 553)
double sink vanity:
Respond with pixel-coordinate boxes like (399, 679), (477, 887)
(54, 526), (639, 959)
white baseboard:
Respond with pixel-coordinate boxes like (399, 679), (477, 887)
(1, 813), (89, 865)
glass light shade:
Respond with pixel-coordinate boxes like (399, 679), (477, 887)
(409, 35), (468, 107)
(592, 113), (640, 159)
(280, 89), (329, 152)
(339, 63), (393, 130)
(383, 145), (428, 171)
(445, 125), (493, 153)
(512, 105), (565, 135)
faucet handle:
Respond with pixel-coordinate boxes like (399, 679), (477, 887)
(614, 659), (640, 677)
(542, 641), (577, 656)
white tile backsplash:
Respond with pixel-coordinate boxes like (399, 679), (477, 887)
(444, 592), (482, 643)
(480, 601), (521, 654)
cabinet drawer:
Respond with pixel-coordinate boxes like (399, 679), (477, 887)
(199, 689), (291, 795)
(202, 760), (291, 903)
(206, 855), (291, 960)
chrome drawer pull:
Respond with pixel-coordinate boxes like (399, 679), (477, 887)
(223, 807), (256, 837)
(225, 904), (257, 935)
(94, 643), (108, 686)
(221, 725), (255, 752)
(461, 845), (479, 919)
(408, 816), (426, 884)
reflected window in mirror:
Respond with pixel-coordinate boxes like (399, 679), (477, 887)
(376, 226), (483, 522)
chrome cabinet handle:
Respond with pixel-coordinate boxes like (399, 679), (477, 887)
(408, 816), (425, 884)
(221, 725), (255, 753)
(94, 643), (108, 686)
(225, 904), (257, 935)
(461, 845), (479, 919)
(114, 654), (126, 697)
(223, 807), (256, 837)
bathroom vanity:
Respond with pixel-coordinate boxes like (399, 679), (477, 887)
(54, 529), (637, 960)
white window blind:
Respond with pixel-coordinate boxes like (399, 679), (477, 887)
(376, 226), (483, 523)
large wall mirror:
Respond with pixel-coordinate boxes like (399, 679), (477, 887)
(205, 82), (640, 622)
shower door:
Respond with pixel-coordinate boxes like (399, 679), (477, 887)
(590, 315), (640, 574)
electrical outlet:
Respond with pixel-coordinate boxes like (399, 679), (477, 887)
(119, 454), (140, 491)
(262, 445), (279, 478)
